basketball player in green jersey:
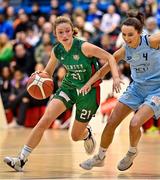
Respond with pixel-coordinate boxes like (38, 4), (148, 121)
(4, 16), (122, 172)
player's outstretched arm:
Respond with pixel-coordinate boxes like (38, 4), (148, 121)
(80, 44), (125, 93)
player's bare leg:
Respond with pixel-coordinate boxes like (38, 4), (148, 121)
(117, 105), (154, 171)
(71, 120), (96, 155)
(4, 99), (66, 171)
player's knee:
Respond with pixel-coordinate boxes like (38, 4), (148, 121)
(37, 115), (53, 130)
(130, 117), (141, 130)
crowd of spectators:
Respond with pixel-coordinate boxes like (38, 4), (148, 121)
(0, 0), (159, 132)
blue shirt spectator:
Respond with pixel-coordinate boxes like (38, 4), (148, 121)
(0, 14), (14, 39)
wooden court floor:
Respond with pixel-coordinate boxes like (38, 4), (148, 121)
(0, 120), (160, 180)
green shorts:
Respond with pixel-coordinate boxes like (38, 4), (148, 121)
(53, 86), (100, 122)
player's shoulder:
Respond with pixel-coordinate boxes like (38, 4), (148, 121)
(53, 42), (62, 52)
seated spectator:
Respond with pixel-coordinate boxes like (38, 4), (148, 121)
(13, 43), (36, 76)
(143, 17), (160, 35)
(36, 16), (47, 37)
(60, 1), (73, 16)
(5, 6), (16, 25)
(50, 0), (60, 16)
(0, 13), (14, 39)
(7, 68), (29, 127)
(42, 22), (56, 44)
(26, 27), (40, 47)
(100, 4), (121, 35)
(0, 66), (12, 110)
(14, 13), (32, 38)
(119, 2), (130, 24)
(90, 18), (104, 47)
(34, 33), (52, 65)
(0, 33), (14, 68)
(29, 2), (43, 24)
(100, 34), (116, 54)
(13, 31), (33, 50)
(86, 3), (103, 22)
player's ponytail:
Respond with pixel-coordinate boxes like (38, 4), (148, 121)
(122, 10), (145, 33)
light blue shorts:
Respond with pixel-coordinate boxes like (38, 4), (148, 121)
(119, 81), (160, 118)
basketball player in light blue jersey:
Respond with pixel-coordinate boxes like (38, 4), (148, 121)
(80, 10), (160, 171)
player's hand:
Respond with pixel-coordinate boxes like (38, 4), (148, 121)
(31, 71), (48, 77)
(112, 77), (124, 93)
(31, 71), (42, 76)
(79, 83), (91, 96)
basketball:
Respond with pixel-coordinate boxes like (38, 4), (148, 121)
(27, 72), (54, 100)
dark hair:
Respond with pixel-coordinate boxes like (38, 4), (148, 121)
(122, 10), (145, 33)
(53, 16), (78, 36)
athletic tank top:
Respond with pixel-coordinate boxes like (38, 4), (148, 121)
(124, 35), (160, 85)
(54, 38), (101, 89)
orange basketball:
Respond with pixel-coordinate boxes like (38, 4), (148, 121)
(27, 72), (54, 100)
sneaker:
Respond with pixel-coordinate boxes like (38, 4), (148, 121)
(117, 151), (137, 171)
(84, 126), (96, 155)
(80, 154), (105, 170)
(4, 156), (27, 172)
(8, 120), (22, 129)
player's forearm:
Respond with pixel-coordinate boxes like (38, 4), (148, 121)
(108, 56), (119, 80)
(85, 63), (111, 87)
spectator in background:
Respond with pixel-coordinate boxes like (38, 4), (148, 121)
(50, 0), (60, 16)
(5, 6), (16, 25)
(72, 7), (86, 21)
(119, 2), (130, 24)
(12, 8), (25, 30)
(90, 18), (104, 47)
(131, 0), (146, 13)
(86, 3), (103, 22)
(34, 33), (52, 65)
(36, 16), (47, 36)
(100, 5), (121, 35)
(7, 68), (29, 128)
(113, 0), (122, 15)
(0, 66), (12, 110)
(100, 34), (115, 54)
(143, 16), (160, 35)
(26, 27), (40, 47)
(49, 14), (57, 26)
(0, 13), (14, 39)
(60, 1), (73, 16)
(13, 43), (35, 76)
(73, 15), (86, 38)
(14, 13), (32, 38)
(13, 31), (32, 50)
(29, 2), (42, 25)
(42, 22), (56, 44)
(0, 33), (13, 68)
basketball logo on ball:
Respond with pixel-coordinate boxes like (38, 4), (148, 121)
(27, 72), (54, 100)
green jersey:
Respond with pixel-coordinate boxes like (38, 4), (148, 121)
(54, 38), (100, 89)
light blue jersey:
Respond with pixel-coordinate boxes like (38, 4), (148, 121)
(119, 35), (160, 118)
(125, 35), (160, 85)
